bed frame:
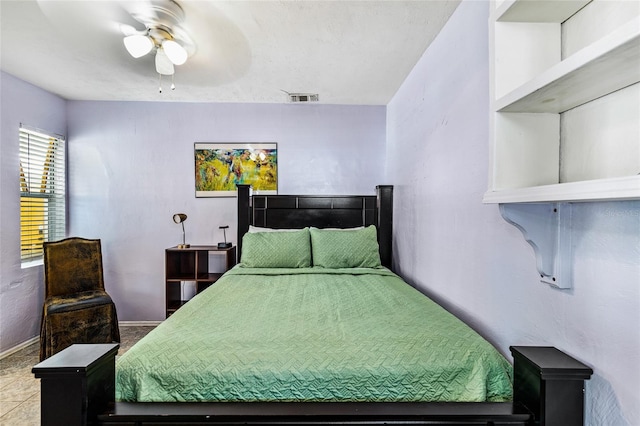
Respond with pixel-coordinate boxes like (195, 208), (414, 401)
(32, 185), (593, 425)
(236, 184), (394, 268)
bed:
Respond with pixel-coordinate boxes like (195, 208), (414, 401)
(116, 264), (513, 404)
(32, 184), (593, 425)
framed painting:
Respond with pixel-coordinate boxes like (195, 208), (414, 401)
(195, 143), (278, 197)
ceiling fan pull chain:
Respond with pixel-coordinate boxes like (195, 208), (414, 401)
(158, 73), (163, 94)
(171, 74), (176, 91)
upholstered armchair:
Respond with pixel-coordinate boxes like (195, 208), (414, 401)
(39, 237), (120, 361)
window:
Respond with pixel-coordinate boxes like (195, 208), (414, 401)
(19, 126), (66, 262)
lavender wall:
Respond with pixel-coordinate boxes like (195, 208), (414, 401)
(66, 101), (386, 321)
(385, 1), (640, 424)
(2, 3), (638, 422)
(0, 72), (67, 352)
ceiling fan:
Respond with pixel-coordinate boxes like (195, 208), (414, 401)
(119, 0), (196, 91)
(36, 0), (250, 92)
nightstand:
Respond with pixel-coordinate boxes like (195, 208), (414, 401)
(165, 245), (236, 317)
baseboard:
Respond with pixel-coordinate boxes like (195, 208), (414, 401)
(0, 336), (39, 360)
(0, 322), (160, 360)
(119, 321), (162, 327)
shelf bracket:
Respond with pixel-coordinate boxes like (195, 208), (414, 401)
(499, 202), (573, 289)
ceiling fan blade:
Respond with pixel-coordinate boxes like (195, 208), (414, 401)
(162, 28), (194, 59)
(118, 0), (158, 27)
(120, 24), (140, 37)
(37, 0), (144, 37)
(172, 2), (252, 85)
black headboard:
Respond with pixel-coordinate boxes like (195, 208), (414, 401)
(237, 185), (393, 269)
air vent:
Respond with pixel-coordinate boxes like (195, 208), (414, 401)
(288, 93), (319, 103)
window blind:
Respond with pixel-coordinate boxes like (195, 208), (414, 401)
(19, 127), (66, 262)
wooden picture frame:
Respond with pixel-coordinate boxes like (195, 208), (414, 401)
(194, 143), (277, 197)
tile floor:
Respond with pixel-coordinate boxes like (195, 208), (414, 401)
(0, 325), (155, 425)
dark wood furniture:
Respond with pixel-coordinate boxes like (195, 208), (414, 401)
(511, 346), (594, 426)
(32, 343), (119, 426)
(32, 343), (592, 425)
(32, 185), (593, 425)
(165, 245), (236, 317)
(237, 184), (393, 268)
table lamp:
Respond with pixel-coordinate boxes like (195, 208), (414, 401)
(173, 213), (190, 248)
(218, 225), (232, 248)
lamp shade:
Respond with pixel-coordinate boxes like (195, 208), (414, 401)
(123, 34), (153, 58)
(173, 213), (187, 224)
(162, 40), (188, 65)
(173, 213), (189, 248)
(155, 48), (175, 75)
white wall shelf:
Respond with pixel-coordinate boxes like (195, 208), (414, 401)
(485, 0), (640, 205)
(487, 0), (640, 286)
(495, 0), (590, 23)
(496, 17), (640, 113)
(484, 176), (640, 204)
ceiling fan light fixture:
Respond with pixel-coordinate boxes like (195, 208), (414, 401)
(162, 39), (188, 65)
(155, 47), (175, 75)
(118, 1), (193, 92)
(123, 34), (153, 58)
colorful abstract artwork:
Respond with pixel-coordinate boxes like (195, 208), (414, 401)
(195, 143), (277, 197)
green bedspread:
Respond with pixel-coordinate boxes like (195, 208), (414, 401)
(116, 266), (513, 402)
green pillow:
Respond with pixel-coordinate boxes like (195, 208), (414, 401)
(310, 225), (381, 268)
(241, 228), (311, 268)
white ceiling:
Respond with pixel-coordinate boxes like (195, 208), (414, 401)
(0, 0), (460, 105)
